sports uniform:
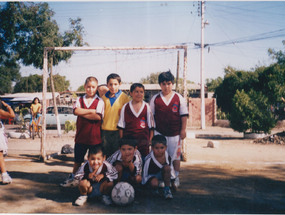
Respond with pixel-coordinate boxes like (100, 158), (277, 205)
(74, 95), (104, 163)
(107, 149), (143, 181)
(75, 160), (118, 198)
(150, 92), (188, 161)
(142, 150), (176, 185)
(117, 101), (155, 157)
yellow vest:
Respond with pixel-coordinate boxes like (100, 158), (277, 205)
(102, 92), (130, 131)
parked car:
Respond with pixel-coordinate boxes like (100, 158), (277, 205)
(23, 106), (77, 129)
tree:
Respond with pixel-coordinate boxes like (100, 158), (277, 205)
(230, 89), (277, 134)
(215, 66), (259, 114)
(13, 74), (43, 93)
(0, 2), (86, 69)
(14, 74), (70, 93)
(77, 85), (85, 92)
(206, 77), (223, 92)
(47, 74), (70, 92)
(140, 72), (160, 84)
(0, 64), (20, 94)
(0, 2), (87, 93)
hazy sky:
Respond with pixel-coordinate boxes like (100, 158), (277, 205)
(20, 1), (285, 90)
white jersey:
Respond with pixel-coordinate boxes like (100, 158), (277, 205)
(107, 149), (143, 176)
(75, 160), (118, 182)
(142, 151), (176, 185)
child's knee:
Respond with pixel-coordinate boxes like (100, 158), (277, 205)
(79, 179), (90, 189)
(135, 175), (142, 184)
(163, 164), (171, 173)
(115, 163), (123, 173)
(150, 177), (159, 188)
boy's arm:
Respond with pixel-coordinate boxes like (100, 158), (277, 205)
(74, 107), (101, 120)
(180, 116), (187, 140)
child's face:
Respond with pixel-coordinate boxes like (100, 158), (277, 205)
(120, 144), (136, 162)
(84, 80), (98, 98)
(152, 143), (167, 158)
(130, 87), (144, 103)
(88, 152), (105, 170)
(34, 99), (39, 104)
(107, 79), (120, 95)
(159, 81), (173, 96)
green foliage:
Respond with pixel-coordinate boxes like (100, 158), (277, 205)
(215, 66), (259, 114)
(206, 77), (223, 92)
(77, 85), (85, 92)
(0, 2), (86, 69)
(140, 72), (160, 84)
(64, 120), (76, 133)
(13, 74), (70, 93)
(0, 64), (21, 94)
(47, 74), (70, 92)
(230, 89), (277, 134)
(14, 74), (43, 93)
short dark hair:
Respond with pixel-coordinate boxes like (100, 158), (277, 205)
(151, 134), (167, 146)
(107, 73), (121, 84)
(88, 145), (105, 157)
(32, 97), (40, 104)
(130, 83), (145, 92)
(119, 136), (137, 148)
(158, 70), (174, 84)
(85, 76), (98, 86)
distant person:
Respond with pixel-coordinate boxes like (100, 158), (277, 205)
(30, 97), (42, 126)
(142, 135), (176, 199)
(0, 100), (15, 184)
(60, 76), (105, 187)
(101, 73), (130, 157)
(74, 145), (117, 206)
(149, 71), (189, 190)
(117, 83), (155, 159)
(107, 137), (143, 186)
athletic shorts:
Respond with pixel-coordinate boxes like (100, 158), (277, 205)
(154, 131), (181, 161)
(88, 181), (103, 198)
(146, 171), (163, 185)
(74, 143), (101, 163)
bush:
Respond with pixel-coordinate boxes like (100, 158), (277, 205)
(64, 120), (76, 133)
(229, 89), (277, 134)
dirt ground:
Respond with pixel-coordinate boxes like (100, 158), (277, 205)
(1, 126), (285, 214)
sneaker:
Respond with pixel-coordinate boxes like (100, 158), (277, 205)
(163, 187), (173, 199)
(102, 195), (112, 206)
(158, 181), (165, 188)
(1, 172), (12, 184)
(75, 195), (88, 206)
(174, 177), (180, 187)
(60, 174), (79, 187)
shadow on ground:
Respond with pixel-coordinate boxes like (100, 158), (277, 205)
(1, 161), (285, 213)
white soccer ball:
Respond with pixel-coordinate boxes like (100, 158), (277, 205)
(111, 182), (135, 206)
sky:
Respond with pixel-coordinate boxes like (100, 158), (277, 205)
(20, 1), (285, 91)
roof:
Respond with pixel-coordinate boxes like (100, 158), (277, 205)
(0, 92), (60, 101)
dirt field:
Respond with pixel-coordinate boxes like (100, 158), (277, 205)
(1, 127), (285, 213)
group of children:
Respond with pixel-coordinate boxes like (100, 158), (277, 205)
(59, 71), (189, 206)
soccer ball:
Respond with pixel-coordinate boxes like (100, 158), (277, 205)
(111, 182), (135, 206)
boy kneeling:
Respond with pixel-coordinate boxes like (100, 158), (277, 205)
(107, 137), (142, 186)
(74, 145), (118, 206)
(142, 135), (175, 199)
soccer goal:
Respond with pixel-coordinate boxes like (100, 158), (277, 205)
(41, 45), (189, 161)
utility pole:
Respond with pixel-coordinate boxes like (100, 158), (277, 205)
(200, 0), (206, 130)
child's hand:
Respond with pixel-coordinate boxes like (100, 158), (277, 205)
(180, 130), (186, 140)
(122, 156), (133, 167)
(93, 174), (104, 182)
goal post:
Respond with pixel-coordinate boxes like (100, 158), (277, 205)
(41, 45), (188, 161)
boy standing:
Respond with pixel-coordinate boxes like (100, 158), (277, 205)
(117, 83), (155, 158)
(142, 135), (175, 199)
(74, 146), (118, 206)
(60, 77), (104, 187)
(149, 71), (188, 189)
(101, 73), (130, 157)
(107, 137), (143, 186)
